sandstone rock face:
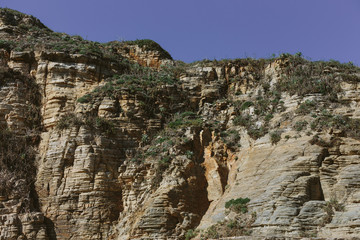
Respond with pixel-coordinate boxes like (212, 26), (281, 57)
(120, 43), (173, 69)
(1, 9), (360, 240)
(110, 40), (174, 69)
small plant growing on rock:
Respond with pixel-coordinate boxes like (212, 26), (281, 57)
(264, 113), (274, 122)
(77, 94), (92, 103)
(201, 225), (219, 239)
(326, 198), (345, 212)
(185, 150), (194, 159)
(233, 114), (251, 127)
(0, 40), (16, 51)
(240, 101), (254, 111)
(159, 156), (170, 167)
(56, 113), (83, 130)
(294, 120), (308, 131)
(270, 131), (281, 145)
(185, 229), (196, 240)
(296, 100), (316, 115)
(219, 130), (241, 149)
(323, 198), (345, 224)
(225, 197), (250, 213)
(168, 112), (203, 129)
(89, 117), (115, 136)
(226, 219), (238, 229)
(248, 126), (268, 140)
(141, 133), (149, 144)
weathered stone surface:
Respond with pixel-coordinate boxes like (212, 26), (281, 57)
(1, 9), (360, 240)
(119, 43), (173, 69)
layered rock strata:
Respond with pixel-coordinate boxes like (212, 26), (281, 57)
(0, 8), (360, 240)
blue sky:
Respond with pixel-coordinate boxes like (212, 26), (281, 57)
(2, 0), (360, 65)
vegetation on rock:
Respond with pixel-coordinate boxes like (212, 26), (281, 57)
(2, 7), (360, 240)
(225, 197), (251, 213)
(122, 39), (172, 59)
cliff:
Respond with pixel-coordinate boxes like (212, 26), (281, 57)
(0, 8), (360, 240)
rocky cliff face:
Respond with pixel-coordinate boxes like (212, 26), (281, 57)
(1, 8), (360, 240)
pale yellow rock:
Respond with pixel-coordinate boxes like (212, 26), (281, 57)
(0, 25), (360, 240)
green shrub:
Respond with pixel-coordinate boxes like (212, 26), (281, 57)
(254, 98), (270, 115)
(0, 128), (37, 207)
(159, 156), (170, 166)
(323, 198), (345, 224)
(326, 199), (345, 212)
(220, 130), (241, 149)
(57, 113), (83, 130)
(233, 114), (251, 127)
(185, 150), (194, 159)
(0, 40), (16, 51)
(294, 120), (308, 131)
(274, 56), (358, 98)
(77, 67), (179, 118)
(296, 100), (316, 115)
(185, 229), (196, 240)
(225, 197), (250, 213)
(248, 126), (268, 140)
(168, 113), (203, 129)
(264, 113), (274, 122)
(309, 113), (360, 139)
(270, 131), (281, 145)
(226, 220), (238, 229)
(57, 114), (115, 136)
(77, 94), (92, 103)
(141, 134), (149, 144)
(240, 101), (253, 110)
(168, 118), (184, 129)
(202, 225), (219, 239)
(94, 117), (115, 135)
(180, 111), (196, 118)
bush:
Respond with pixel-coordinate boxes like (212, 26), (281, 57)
(94, 117), (115, 135)
(56, 113), (83, 130)
(240, 101), (253, 110)
(270, 131), (281, 145)
(309, 113), (360, 139)
(0, 169), (28, 199)
(225, 197), (250, 213)
(296, 100), (316, 115)
(323, 198), (345, 224)
(294, 120), (308, 131)
(274, 56), (358, 98)
(0, 40), (16, 51)
(159, 156), (170, 166)
(254, 98), (271, 115)
(185, 150), (194, 159)
(326, 199), (345, 212)
(220, 130), (241, 149)
(77, 94), (92, 103)
(168, 112), (203, 129)
(233, 114), (251, 127)
(264, 113), (274, 122)
(0, 128), (37, 209)
(202, 225), (219, 239)
(57, 114), (115, 136)
(185, 229), (196, 240)
(77, 67), (180, 119)
(141, 134), (149, 144)
(248, 127), (268, 140)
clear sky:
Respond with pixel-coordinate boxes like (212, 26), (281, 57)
(1, 0), (360, 65)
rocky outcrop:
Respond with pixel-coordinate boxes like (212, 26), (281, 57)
(1, 8), (360, 240)
(120, 42), (173, 69)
